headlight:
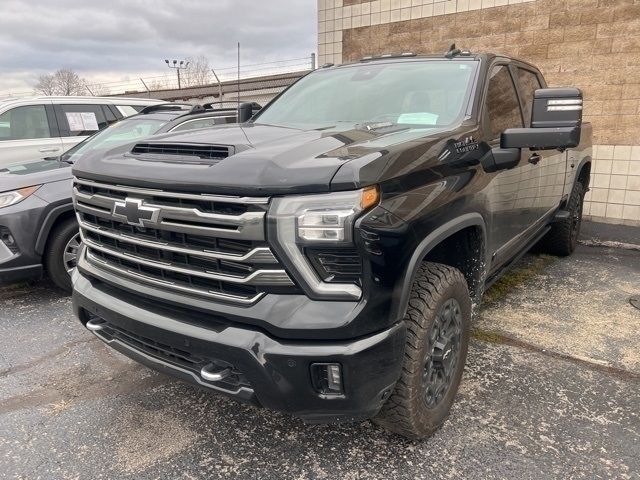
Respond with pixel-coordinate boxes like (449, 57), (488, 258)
(0, 185), (41, 209)
(268, 186), (379, 300)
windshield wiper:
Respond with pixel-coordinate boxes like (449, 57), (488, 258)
(354, 121), (396, 131)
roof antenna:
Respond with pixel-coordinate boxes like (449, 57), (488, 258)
(445, 43), (461, 59)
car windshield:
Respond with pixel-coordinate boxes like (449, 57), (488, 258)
(61, 117), (167, 162)
(254, 60), (478, 130)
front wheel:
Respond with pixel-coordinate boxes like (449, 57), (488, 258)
(374, 262), (471, 439)
(45, 218), (80, 292)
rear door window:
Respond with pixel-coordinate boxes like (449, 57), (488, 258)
(56, 104), (109, 137)
(485, 65), (524, 140)
(0, 105), (53, 141)
(516, 68), (542, 126)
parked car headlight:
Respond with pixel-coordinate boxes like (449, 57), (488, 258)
(268, 186), (379, 300)
(0, 185), (41, 209)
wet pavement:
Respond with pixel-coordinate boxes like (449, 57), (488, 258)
(1, 224), (639, 479)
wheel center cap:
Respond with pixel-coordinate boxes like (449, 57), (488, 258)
(432, 340), (454, 370)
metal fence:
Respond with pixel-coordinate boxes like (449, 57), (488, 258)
(3, 55), (315, 104)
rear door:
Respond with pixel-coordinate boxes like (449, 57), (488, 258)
(514, 66), (566, 221)
(483, 63), (540, 270)
(0, 102), (62, 166)
(54, 103), (114, 153)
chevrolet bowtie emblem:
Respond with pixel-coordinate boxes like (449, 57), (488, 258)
(112, 198), (160, 227)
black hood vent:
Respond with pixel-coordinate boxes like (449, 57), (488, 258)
(131, 143), (232, 162)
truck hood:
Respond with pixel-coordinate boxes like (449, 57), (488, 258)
(72, 122), (452, 195)
(0, 159), (72, 193)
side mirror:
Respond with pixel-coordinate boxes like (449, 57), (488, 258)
(501, 87), (583, 150)
(481, 148), (520, 173)
(237, 102), (255, 123)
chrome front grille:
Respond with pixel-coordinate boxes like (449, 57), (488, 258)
(73, 177), (294, 305)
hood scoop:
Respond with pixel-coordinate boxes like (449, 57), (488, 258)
(129, 142), (233, 165)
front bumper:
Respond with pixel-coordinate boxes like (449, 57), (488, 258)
(73, 269), (406, 423)
(0, 195), (49, 285)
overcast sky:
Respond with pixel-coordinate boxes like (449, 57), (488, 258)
(0, 0), (317, 95)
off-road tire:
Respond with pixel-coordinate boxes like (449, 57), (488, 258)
(45, 218), (79, 292)
(374, 262), (471, 439)
(537, 181), (585, 257)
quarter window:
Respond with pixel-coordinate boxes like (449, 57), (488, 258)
(486, 66), (523, 139)
(0, 105), (52, 141)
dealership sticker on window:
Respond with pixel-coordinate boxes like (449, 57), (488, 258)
(65, 112), (99, 132)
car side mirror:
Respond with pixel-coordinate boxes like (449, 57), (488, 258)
(238, 102), (255, 123)
(501, 87), (583, 150)
(480, 148), (521, 173)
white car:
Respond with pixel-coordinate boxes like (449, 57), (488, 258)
(0, 96), (163, 166)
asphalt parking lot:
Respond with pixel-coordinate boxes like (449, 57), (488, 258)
(1, 224), (639, 479)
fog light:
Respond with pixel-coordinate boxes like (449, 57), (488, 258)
(0, 226), (18, 254)
(311, 363), (343, 395)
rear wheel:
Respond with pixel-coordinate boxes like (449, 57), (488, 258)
(537, 181), (585, 256)
(374, 262), (471, 439)
(45, 218), (80, 292)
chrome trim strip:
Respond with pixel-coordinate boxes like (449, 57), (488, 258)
(85, 250), (265, 305)
(200, 365), (232, 382)
(77, 214), (277, 264)
(73, 177), (269, 204)
(75, 201), (263, 241)
(82, 236), (293, 286)
(89, 328), (254, 395)
(73, 188), (265, 227)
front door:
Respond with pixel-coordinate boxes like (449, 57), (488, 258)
(484, 64), (541, 271)
(0, 102), (63, 166)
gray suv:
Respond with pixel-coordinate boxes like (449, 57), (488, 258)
(0, 102), (247, 290)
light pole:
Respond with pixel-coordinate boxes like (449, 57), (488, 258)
(164, 59), (190, 89)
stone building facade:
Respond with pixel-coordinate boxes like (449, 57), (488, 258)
(317, 0), (640, 225)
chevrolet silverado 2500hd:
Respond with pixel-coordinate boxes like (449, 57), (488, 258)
(71, 51), (591, 439)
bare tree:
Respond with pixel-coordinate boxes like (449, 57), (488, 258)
(183, 55), (212, 87)
(147, 78), (171, 91)
(87, 83), (110, 96)
(34, 68), (88, 96)
(34, 74), (57, 95)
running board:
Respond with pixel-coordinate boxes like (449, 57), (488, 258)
(485, 225), (551, 289)
(552, 209), (570, 223)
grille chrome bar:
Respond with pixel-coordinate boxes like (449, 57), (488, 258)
(81, 234), (293, 286)
(85, 249), (265, 305)
(73, 177), (269, 204)
(73, 177), (296, 305)
(73, 187), (266, 241)
(77, 215), (277, 264)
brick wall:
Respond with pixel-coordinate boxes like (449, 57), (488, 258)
(317, 0), (640, 225)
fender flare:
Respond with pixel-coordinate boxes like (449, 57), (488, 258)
(391, 213), (487, 321)
(34, 203), (76, 256)
(575, 156), (592, 189)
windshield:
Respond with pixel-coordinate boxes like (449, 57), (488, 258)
(61, 117), (167, 162)
(254, 60), (478, 130)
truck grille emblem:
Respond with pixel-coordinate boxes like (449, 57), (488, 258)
(112, 198), (160, 227)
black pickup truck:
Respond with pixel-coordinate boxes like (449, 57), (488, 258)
(71, 51), (591, 439)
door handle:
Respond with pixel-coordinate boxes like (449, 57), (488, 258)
(38, 147), (60, 153)
(528, 153), (542, 165)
